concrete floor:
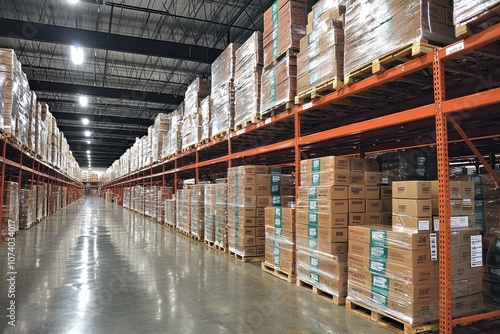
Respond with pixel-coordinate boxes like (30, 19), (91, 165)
(0, 197), (499, 333)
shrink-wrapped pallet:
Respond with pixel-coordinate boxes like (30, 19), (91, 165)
(165, 104), (183, 157)
(454, 0), (500, 25)
(204, 184), (217, 243)
(199, 96), (210, 142)
(261, 56), (297, 113)
(234, 31), (263, 127)
(191, 184), (205, 238)
(27, 91), (37, 152)
(2, 182), (19, 237)
(165, 198), (176, 227)
(344, 0), (455, 79)
(215, 182), (228, 249)
(19, 189), (33, 229)
(182, 78), (210, 150)
(152, 113), (170, 162)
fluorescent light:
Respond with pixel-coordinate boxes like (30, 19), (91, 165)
(79, 96), (88, 107)
(84, 130), (91, 137)
(68, 0), (79, 4)
(86, 140), (91, 144)
(86, 150), (91, 154)
(82, 117), (89, 125)
(71, 45), (84, 65)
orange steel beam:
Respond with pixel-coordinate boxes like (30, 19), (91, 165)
(442, 87), (500, 114)
(229, 139), (295, 160)
(448, 116), (500, 186)
(452, 310), (500, 326)
(434, 51), (453, 334)
(439, 23), (500, 61)
(295, 53), (434, 114)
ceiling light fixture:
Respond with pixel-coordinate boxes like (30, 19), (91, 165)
(82, 117), (89, 125)
(86, 150), (91, 154)
(79, 96), (88, 107)
(84, 130), (91, 137)
(86, 140), (91, 144)
(70, 45), (84, 65)
(68, 0), (79, 4)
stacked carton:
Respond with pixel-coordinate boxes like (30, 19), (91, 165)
(157, 187), (173, 222)
(19, 189), (34, 229)
(263, 173), (296, 275)
(204, 184), (217, 244)
(454, 0), (500, 27)
(211, 44), (239, 137)
(163, 104), (183, 158)
(344, 0), (455, 81)
(199, 96), (211, 142)
(177, 188), (192, 234)
(214, 182), (228, 250)
(347, 225), (439, 324)
(34, 184), (44, 221)
(227, 166), (271, 258)
(261, 1), (310, 114)
(2, 182), (19, 237)
(297, 156), (350, 299)
(182, 78), (210, 150)
(297, 0), (345, 95)
(431, 180), (476, 231)
(484, 231), (500, 307)
(151, 113), (171, 162)
(190, 184), (205, 239)
(392, 181), (433, 233)
(123, 187), (131, 209)
(165, 198), (176, 227)
(234, 31), (263, 128)
(27, 92), (37, 152)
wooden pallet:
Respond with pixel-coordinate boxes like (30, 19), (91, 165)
(199, 138), (210, 145)
(296, 279), (346, 305)
(264, 48), (299, 70)
(344, 40), (436, 85)
(190, 234), (203, 242)
(261, 262), (295, 283)
(345, 299), (439, 334)
(176, 227), (191, 237)
(164, 223), (176, 229)
(295, 77), (344, 105)
(229, 250), (264, 263)
(204, 239), (216, 248)
(455, 6), (500, 39)
(211, 130), (228, 140)
(233, 115), (261, 131)
(260, 101), (294, 119)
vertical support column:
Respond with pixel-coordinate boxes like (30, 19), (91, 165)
(195, 151), (200, 184)
(434, 50), (452, 334)
(294, 110), (301, 276)
(17, 151), (23, 197)
(0, 141), (7, 235)
(162, 163), (165, 188)
(174, 159), (178, 193)
(31, 159), (35, 189)
(490, 151), (496, 169)
(228, 137), (232, 169)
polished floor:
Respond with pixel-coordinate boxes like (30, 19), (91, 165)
(0, 197), (499, 333)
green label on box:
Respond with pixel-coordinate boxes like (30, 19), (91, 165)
(272, 29), (279, 58)
(369, 245), (388, 262)
(308, 212), (318, 226)
(310, 256), (320, 270)
(308, 187), (317, 200)
(371, 291), (389, 307)
(311, 159), (321, 172)
(308, 224), (318, 249)
(272, 1), (279, 29)
(308, 200), (318, 212)
(311, 173), (321, 186)
(274, 245), (281, 267)
(310, 272), (320, 284)
(369, 260), (387, 275)
(370, 229), (388, 247)
(271, 175), (281, 186)
(272, 196), (281, 207)
(271, 184), (280, 195)
(371, 274), (390, 296)
(269, 69), (277, 103)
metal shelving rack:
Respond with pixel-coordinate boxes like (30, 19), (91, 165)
(103, 24), (500, 332)
(0, 134), (84, 233)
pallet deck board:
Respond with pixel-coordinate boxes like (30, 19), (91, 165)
(296, 279), (346, 305)
(261, 262), (295, 283)
(229, 250), (264, 263)
(455, 5), (500, 39)
(295, 77), (344, 105)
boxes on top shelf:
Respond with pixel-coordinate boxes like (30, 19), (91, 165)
(453, 0), (500, 26)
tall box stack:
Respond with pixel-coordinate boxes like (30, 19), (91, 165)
(484, 231), (500, 308)
(190, 184), (205, 239)
(234, 31), (263, 128)
(39, 103), (49, 162)
(214, 182), (228, 250)
(182, 78), (210, 150)
(123, 187), (131, 209)
(164, 103), (183, 157)
(210, 43), (239, 137)
(144, 187), (153, 217)
(344, 0), (455, 82)
(467, 173), (500, 232)
(264, 206), (296, 277)
(297, 0), (345, 96)
(165, 198), (176, 227)
(157, 187), (173, 222)
(454, 0), (500, 30)
(177, 188), (192, 234)
(152, 113), (170, 162)
(27, 92), (37, 152)
(347, 226), (439, 324)
(35, 185), (44, 221)
(297, 156), (350, 300)
(392, 181), (433, 234)
(0, 72), (5, 129)
(2, 182), (19, 237)
(227, 165), (270, 259)
(261, 1), (310, 114)
(204, 184), (217, 244)
(199, 96), (211, 142)
(19, 189), (34, 229)
(34, 102), (41, 156)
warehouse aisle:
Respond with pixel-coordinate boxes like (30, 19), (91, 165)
(0, 197), (499, 334)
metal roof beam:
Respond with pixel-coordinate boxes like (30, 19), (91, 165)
(0, 18), (222, 64)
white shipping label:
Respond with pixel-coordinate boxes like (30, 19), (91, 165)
(470, 235), (483, 268)
(430, 233), (438, 261)
(433, 218), (440, 231)
(418, 220), (430, 231)
(446, 41), (464, 56)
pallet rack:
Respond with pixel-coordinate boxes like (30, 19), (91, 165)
(103, 24), (500, 332)
(0, 134), (83, 233)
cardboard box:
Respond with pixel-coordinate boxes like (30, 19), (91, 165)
(392, 199), (433, 217)
(349, 199), (365, 213)
(365, 212), (382, 225)
(365, 186), (380, 200)
(387, 231), (436, 250)
(431, 180), (474, 199)
(265, 226), (294, 241)
(296, 236), (347, 255)
(265, 207), (295, 231)
(297, 209), (348, 228)
(364, 172), (380, 186)
(301, 170), (350, 186)
(348, 225), (390, 244)
(348, 239), (388, 262)
(349, 212), (365, 226)
(348, 185), (365, 199)
(392, 181), (432, 199)
(298, 185), (348, 200)
(380, 186), (392, 199)
(255, 174), (272, 186)
(392, 215), (432, 233)
(297, 224), (347, 243)
(365, 200), (383, 213)
(388, 246), (437, 267)
(452, 293), (483, 318)
(350, 172), (365, 185)
(381, 212), (392, 225)
(297, 250), (347, 278)
(300, 156), (350, 173)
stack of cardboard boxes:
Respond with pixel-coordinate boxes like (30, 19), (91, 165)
(297, 156), (350, 299)
(123, 187), (131, 209)
(191, 184), (205, 239)
(261, 1), (310, 114)
(199, 96), (211, 143)
(164, 198), (176, 227)
(19, 189), (34, 229)
(156, 187), (173, 223)
(297, 0), (345, 95)
(227, 166), (270, 258)
(177, 187), (192, 235)
(151, 113), (171, 163)
(162, 103), (183, 158)
(204, 184), (217, 244)
(214, 182), (228, 250)
(234, 31), (263, 128)
(182, 78), (211, 150)
(484, 231), (500, 307)
(1, 182), (19, 237)
(211, 44), (239, 137)
(392, 181), (433, 234)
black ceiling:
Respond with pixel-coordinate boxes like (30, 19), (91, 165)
(0, 0), (276, 168)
